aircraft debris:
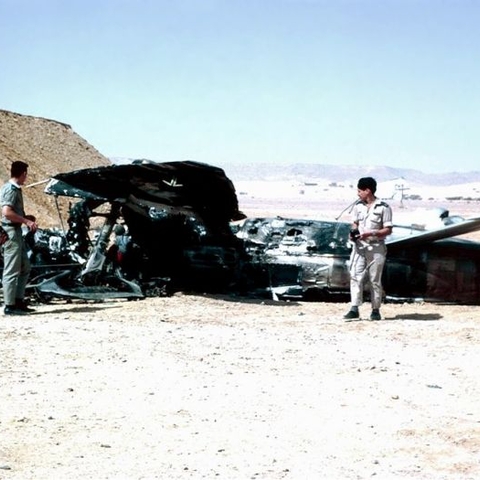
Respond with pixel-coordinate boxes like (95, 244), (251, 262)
(3, 161), (480, 305)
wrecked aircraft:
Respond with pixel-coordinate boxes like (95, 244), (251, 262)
(33, 160), (246, 300)
(235, 209), (480, 304)
(9, 160), (480, 305)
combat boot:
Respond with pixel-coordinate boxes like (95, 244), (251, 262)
(343, 308), (359, 320)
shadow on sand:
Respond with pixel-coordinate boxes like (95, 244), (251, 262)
(386, 313), (442, 321)
(30, 304), (124, 316)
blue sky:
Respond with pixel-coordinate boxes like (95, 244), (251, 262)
(1, 0), (478, 172)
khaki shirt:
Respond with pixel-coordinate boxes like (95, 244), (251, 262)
(352, 198), (393, 244)
(0, 180), (25, 225)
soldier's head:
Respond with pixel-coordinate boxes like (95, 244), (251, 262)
(11, 161), (29, 183)
(357, 177), (377, 195)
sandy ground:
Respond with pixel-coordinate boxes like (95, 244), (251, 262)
(1, 193), (480, 479)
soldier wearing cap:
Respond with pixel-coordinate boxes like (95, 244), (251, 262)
(344, 177), (393, 321)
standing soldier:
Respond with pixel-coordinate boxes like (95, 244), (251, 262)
(344, 177), (393, 321)
(1, 161), (38, 315)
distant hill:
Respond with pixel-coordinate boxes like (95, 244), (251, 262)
(110, 158), (480, 187)
(0, 109), (110, 226)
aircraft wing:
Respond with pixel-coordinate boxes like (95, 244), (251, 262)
(387, 216), (480, 248)
(44, 160), (244, 222)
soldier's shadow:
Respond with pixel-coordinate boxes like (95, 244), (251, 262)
(386, 313), (442, 321)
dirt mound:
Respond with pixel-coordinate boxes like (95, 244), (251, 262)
(0, 109), (110, 227)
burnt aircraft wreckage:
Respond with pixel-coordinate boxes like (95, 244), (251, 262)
(235, 211), (480, 304)
(32, 160), (245, 301)
(12, 160), (480, 305)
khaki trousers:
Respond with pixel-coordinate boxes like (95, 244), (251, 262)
(2, 226), (31, 306)
(348, 242), (386, 309)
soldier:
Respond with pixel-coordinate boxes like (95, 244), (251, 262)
(1, 161), (38, 315)
(344, 177), (393, 321)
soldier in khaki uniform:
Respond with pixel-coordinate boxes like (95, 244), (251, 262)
(1, 161), (38, 315)
(344, 177), (393, 321)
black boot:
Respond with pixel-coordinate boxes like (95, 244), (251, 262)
(343, 307), (359, 320)
(4, 305), (28, 315)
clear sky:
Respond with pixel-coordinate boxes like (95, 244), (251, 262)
(1, 0), (478, 172)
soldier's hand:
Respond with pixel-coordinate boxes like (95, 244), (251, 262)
(25, 218), (38, 233)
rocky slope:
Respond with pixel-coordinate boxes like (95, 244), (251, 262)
(0, 109), (110, 227)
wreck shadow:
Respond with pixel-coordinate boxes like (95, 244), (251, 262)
(385, 313), (442, 321)
(197, 293), (302, 307)
(33, 304), (124, 315)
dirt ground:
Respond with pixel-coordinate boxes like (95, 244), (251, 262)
(1, 196), (480, 479)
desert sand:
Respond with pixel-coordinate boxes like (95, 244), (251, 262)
(1, 191), (480, 480)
